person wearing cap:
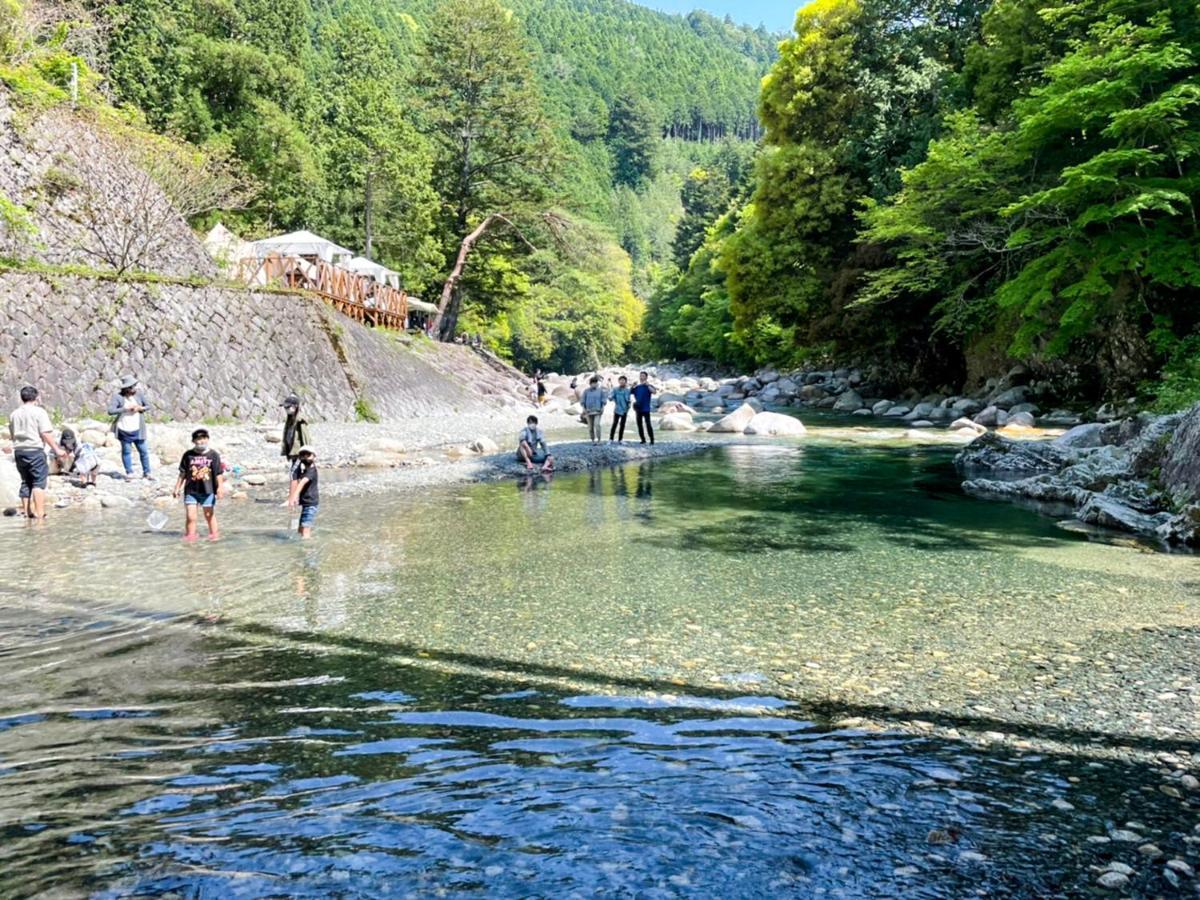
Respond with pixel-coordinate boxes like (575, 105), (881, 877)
(285, 445), (319, 538)
(107, 374), (153, 480)
(279, 394), (311, 466)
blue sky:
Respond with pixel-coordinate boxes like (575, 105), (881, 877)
(638, 0), (800, 31)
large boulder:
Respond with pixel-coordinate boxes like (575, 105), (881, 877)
(744, 412), (806, 436)
(1053, 422), (1107, 450)
(1159, 402), (1200, 503)
(954, 431), (1069, 477)
(710, 402), (758, 433)
(658, 401), (697, 416)
(1077, 492), (1170, 536)
(658, 413), (697, 432)
(991, 386), (1031, 408)
(832, 389), (864, 412)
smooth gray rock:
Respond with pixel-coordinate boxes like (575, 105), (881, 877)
(832, 389), (864, 412)
(992, 386), (1030, 408)
(1006, 411), (1036, 428)
(1161, 401), (1200, 503)
(883, 405), (911, 418)
(1054, 422), (1107, 449)
(973, 406), (1002, 426)
(871, 399), (892, 415)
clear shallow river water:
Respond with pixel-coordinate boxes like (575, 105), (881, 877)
(1, 432), (1198, 896)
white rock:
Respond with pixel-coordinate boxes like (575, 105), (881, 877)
(367, 438), (407, 454)
(98, 493), (133, 509)
(950, 418), (987, 435)
(658, 413), (697, 432)
(0, 456), (20, 508)
(744, 412), (806, 436)
(709, 402), (758, 434)
(243, 473), (266, 486)
(468, 437), (500, 454)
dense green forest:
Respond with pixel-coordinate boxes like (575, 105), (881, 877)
(4, 0), (1198, 406)
(648, 0), (1200, 407)
(0, 0), (774, 372)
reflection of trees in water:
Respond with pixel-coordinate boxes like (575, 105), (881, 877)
(638, 444), (1073, 555)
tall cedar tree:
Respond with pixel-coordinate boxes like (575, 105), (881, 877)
(415, 0), (558, 340)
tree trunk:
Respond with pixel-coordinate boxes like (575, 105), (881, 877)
(364, 167), (374, 260)
(432, 213), (503, 341)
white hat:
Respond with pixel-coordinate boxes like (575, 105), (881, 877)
(297, 445), (316, 456)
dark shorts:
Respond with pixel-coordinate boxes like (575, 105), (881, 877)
(14, 447), (48, 497)
(299, 504), (318, 527)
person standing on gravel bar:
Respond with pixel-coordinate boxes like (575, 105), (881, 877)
(581, 376), (606, 444)
(286, 445), (319, 539)
(632, 371), (657, 445)
(4, 385), (67, 521)
(536, 377), (547, 406)
(280, 395), (311, 467)
(108, 375), (153, 481)
(609, 375), (631, 442)
(173, 428), (226, 542)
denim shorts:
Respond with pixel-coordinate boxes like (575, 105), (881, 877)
(184, 493), (216, 508)
(299, 504), (318, 526)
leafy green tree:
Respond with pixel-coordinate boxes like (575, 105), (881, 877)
(415, 0), (559, 339)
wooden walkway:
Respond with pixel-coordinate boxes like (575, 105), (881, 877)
(235, 254), (410, 330)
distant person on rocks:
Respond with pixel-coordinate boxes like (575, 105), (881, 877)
(609, 375), (631, 442)
(581, 376), (606, 444)
(108, 375), (152, 481)
(280, 395), (311, 466)
(632, 370), (657, 445)
(172, 428), (226, 542)
(517, 415), (555, 473)
(536, 377), (547, 406)
(286, 445), (319, 539)
(5, 385), (67, 521)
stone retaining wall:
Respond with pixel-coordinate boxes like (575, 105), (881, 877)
(0, 271), (525, 424)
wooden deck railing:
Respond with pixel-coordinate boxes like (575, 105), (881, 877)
(234, 254), (409, 329)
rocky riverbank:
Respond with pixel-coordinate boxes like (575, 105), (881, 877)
(956, 404), (1200, 547)
(0, 406), (709, 518)
(548, 360), (1093, 430)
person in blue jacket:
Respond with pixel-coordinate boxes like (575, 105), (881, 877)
(609, 375), (632, 442)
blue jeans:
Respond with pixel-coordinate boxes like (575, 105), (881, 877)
(118, 430), (151, 476)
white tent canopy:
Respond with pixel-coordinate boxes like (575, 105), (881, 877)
(252, 229), (352, 263)
(407, 297), (438, 315)
(344, 255), (390, 283)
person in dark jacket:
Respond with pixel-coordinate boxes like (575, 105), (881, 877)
(107, 374), (152, 480)
(280, 395), (312, 466)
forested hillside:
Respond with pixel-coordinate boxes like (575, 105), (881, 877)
(647, 0), (1200, 408)
(0, 0), (774, 373)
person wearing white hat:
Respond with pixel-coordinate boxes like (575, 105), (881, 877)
(286, 445), (319, 538)
(107, 374), (153, 480)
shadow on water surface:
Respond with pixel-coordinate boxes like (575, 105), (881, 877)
(0, 616), (1193, 898)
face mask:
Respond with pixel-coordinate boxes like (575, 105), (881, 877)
(194, 442), (209, 452)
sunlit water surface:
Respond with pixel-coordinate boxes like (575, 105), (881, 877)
(1, 430), (1197, 896)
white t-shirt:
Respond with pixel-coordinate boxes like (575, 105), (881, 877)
(9, 404), (52, 450)
(116, 398), (142, 434)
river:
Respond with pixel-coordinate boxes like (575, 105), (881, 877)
(1, 426), (1197, 896)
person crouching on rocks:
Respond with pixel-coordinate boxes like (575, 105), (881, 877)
(286, 445), (319, 539)
(280, 394), (311, 468)
(581, 376), (606, 445)
(108, 375), (153, 481)
(517, 415), (555, 474)
(173, 428), (226, 542)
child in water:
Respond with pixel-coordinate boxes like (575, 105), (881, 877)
(172, 428), (226, 542)
(286, 445), (319, 539)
